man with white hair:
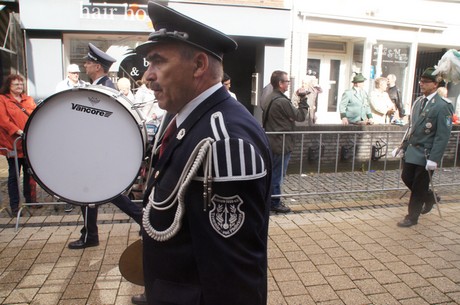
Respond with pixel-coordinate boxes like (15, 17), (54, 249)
(55, 64), (87, 92)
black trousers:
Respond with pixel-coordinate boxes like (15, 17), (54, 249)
(401, 161), (434, 222)
(7, 157), (32, 211)
(80, 206), (99, 243)
(78, 194), (143, 243)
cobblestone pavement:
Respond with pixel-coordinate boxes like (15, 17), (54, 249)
(0, 158), (460, 304)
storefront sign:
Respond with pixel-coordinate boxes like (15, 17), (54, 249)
(118, 53), (149, 83)
(81, 2), (148, 21)
(90, 0), (148, 3)
(372, 46), (409, 64)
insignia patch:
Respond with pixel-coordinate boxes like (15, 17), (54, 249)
(209, 195), (245, 238)
(447, 116), (452, 127)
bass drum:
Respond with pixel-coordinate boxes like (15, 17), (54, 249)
(24, 86), (147, 205)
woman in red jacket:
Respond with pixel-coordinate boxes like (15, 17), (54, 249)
(0, 75), (37, 215)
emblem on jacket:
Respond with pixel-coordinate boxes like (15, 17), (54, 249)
(209, 195), (245, 238)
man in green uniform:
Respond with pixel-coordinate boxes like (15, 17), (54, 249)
(397, 67), (454, 227)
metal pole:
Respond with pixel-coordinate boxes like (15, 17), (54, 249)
(424, 149), (441, 218)
(427, 169), (442, 218)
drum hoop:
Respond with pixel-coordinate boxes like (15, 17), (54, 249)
(23, 86), (147, 205)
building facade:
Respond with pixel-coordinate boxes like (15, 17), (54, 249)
(14, 0), (460, 123)
(289, 0), (460, 123)
(18, 0), (290, 123)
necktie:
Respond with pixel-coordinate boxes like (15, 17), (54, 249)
(420, 97), (428, 114)
(159, 117), (177, 157)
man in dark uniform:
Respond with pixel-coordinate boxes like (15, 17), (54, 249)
(68, 44), (144, 249)
(397, 67), (454, 227)
(84, 43), (116, 88)
(136, 2), (271, 304)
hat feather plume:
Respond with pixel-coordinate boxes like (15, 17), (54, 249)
(433, 49), (460, 83)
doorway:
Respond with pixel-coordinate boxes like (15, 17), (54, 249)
(307, 54), (348, 124)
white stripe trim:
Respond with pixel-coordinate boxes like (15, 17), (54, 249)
(213, 143), (219, 178)
(210, 113), (221, 141)
(239, 139), (245, 176)
(217, 112), (230, 139)
(193, 170), (267, 182)
(251, 145), (256, 175)
(225, 138), (232, 176)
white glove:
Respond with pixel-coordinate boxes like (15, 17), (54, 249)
(426, 160), (437, 171)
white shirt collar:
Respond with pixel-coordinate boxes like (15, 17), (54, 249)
(175, 83), (222, 127)
(92, 76), (104, 85)
(424, 92), (437, 101)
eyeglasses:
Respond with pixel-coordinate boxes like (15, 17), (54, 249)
(281, 80), (290, 83)
(11, 83), (24, 86)
(419, 79), (434, 84)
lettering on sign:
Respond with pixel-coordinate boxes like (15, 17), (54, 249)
(80, 1), (148, 21)
(372, 46), (409, 64)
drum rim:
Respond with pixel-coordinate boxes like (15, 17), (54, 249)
(23, 87), (147, 206)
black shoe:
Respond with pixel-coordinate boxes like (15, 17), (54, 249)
(64, 204), (74, 212)
(131, 293), (147, 305)
(397, 218), (417, 228)
(271, 202), (291, 213)
(422, 192), (440, 214)
(68, 239), (99, 249)
(421, 202), (434, 214)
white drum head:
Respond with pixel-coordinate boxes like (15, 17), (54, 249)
(24, 87), (146, 205)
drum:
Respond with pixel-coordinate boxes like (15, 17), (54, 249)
(24, 86), (147, 205)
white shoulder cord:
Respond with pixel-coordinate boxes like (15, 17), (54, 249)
(143, 137), (215, 242)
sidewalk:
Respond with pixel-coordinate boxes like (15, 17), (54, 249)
(1, 156), (460, 304)
(0, 192), (459, 304)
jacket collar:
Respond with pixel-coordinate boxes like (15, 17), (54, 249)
(152, 86), (231, 181)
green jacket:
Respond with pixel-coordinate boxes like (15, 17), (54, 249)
(339, 87), (373, 123)
(404, 94), (454, 166)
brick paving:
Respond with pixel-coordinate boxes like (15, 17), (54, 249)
(0, 158), (460, 304)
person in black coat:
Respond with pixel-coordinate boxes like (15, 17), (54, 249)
(136, 1), (271, 304)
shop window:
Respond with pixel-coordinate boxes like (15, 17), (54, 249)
(66, 34), (147, 86)
(370, 41), (410, 98)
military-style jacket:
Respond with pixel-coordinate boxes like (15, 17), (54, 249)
(339, 87), (373, 123)
(404, 93), (454, 166)
(143, 86), (271, 305)
(95, 75), (115, 89)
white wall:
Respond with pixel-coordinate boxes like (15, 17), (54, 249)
(25, 38), (63, 101)
(263, 46), (287, 87)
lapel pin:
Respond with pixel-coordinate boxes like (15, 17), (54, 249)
(177, 129), (186, 140)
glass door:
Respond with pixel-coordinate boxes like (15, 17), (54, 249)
(307, 54), (347, 124)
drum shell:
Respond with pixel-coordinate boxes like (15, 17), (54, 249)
(24, 86), (147, 205)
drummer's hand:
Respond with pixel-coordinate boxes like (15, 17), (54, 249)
(16, 130), (24, 136)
